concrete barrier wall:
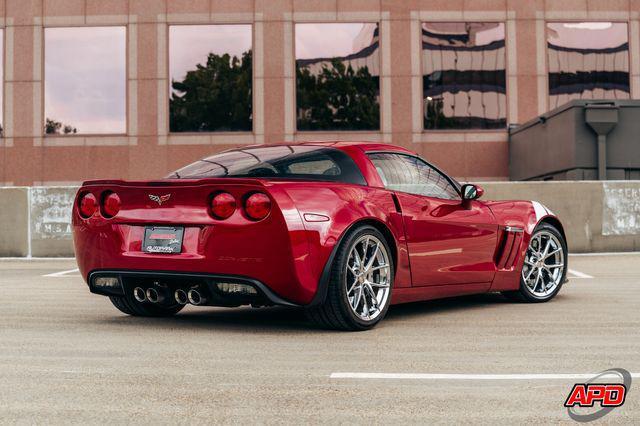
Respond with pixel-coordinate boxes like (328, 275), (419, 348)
(0, 182), (638, 256)
(482, 181), (640, 252)
(0, 187), (77, 257)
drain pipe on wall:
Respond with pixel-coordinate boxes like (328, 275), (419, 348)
(585, 103), (619, 181)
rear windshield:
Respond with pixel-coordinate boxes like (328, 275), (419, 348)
(168, 145), (367, 185)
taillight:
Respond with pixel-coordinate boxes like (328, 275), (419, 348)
(102, 192), (121, 218)
(210, 192), (236, 219)
(244, 192), (271, 221)
(78, 193), (97, 218)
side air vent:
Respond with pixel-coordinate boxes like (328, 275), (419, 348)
(495, 226), (524, 270)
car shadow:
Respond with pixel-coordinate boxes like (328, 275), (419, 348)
(385, 292), (510, 320)
(97, 292), (515, 333)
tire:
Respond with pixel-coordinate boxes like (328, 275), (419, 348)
(502, 222), (568, 303)
(306, 225), (394, 331)
(109, 293), (184, 317)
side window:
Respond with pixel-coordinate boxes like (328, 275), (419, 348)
(368, 153), (459, 200)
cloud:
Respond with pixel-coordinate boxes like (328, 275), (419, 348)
(44, 27), (126, 134)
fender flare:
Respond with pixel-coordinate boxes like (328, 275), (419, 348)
(306, 219), (397, 307)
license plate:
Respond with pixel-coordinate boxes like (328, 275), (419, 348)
(143, 226), (184, 254)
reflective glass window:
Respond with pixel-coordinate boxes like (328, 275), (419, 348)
(368, 153), (460, 200)
(295, 23), (380, 131)
(44, 27), (126, 135)
(0, 29), (3, 136)
(169, 145), (366, 185)
(547, 22), (630, 109)
(169, 25), (252, 132)
(422, 22), (507, 130)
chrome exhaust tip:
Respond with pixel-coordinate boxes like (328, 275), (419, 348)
(146, 287), (162, 303)
(174, 289), (188, 305)
(133, 287), (147, 302)
(187, 288), (206, 305)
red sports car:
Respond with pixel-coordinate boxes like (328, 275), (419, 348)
(72, 142), (568, 330)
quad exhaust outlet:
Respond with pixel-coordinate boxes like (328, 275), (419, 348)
(133, 287), (146, 302)
(146, 287), (166, 304)
(134, 286), (207, 306)
(187, 288), (206, 305)
(174, 289), (188, 305)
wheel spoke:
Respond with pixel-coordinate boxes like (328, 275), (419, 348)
(352, 249), (362, 271)
(532, 270), (542, 291)
(369, 264), (389, 273)
(541, 238), (552, 258)
(361, 290), (370, 319)
(352, 286), (362, 310)
(346, 278), (359, 296)
(364, 284), (378, 310)
(543, 247), (562, 260)
(525, 266), (536, 281)
(546, 263), (564, 269)
(369, 280), (390, 288)
(360, 237), (370, 266)
(364, 242), (380, 272)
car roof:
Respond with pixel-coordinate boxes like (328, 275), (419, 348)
(243, 141), (416, 155)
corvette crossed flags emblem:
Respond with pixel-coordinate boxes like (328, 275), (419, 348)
(148, 194), (171, 206)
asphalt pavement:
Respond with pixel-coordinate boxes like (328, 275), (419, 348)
(0, 254), (638, 424)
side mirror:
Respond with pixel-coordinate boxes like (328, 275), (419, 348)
(461, 183), (484, 202)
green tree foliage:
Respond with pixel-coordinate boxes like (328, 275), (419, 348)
(296, 59), (380, 131)
(170, 51), (252, 132)
(45, 118), (77, 134)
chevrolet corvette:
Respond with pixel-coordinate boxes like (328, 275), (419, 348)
(72, 142), (568, 330)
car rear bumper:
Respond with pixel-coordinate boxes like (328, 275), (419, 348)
(88, 270), (301, 307)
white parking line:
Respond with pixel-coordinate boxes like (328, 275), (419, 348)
(43, 268), (80, 278)
(330, 372), (640, 380)
(568, 269), (594, 279)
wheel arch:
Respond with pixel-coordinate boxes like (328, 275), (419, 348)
(307, 217), (399, 307)
(538, 216), (567, 243)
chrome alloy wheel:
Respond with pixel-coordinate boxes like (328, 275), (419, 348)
(522, 230), (565, 297)
(345, 235), (391, 321)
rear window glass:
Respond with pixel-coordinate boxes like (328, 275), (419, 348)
(168, 145), (366, 185)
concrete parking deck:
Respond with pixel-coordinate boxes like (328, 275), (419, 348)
(1, 255), (639, 423)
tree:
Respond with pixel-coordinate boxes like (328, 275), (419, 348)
(170, 50), (252, 132)
(296, 59), (380, 131)
(45, 118), (77, 135)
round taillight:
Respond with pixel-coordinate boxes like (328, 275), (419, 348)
(244, 192), (271, 221)
(210, 192), (236, 219)
(79, 193), (97, 218)
(102, 192), (121, 218)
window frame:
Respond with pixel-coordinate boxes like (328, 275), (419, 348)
(419, 20), (509, 133)
(366, 151), (462, 200)
(42, 24), (129, 137)
(167, 23), (255, 135)
(544, 20), (632, 110)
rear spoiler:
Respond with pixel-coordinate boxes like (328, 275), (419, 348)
(81, 178), (270, 187)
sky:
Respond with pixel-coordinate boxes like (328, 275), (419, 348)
(295, 23), (376, 59)
(169, 24), (252, 90)
(44, 27), (126, 134)
(547, 22), (628, 49)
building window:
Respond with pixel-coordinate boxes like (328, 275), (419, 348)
(421, 22), (507, 130)
(169, 25), (252, 133)
(295, 23), (380, 131)
(0, 29), (3, 137)
(44, 27), (126, 135)
(547, 22), (630, 109)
